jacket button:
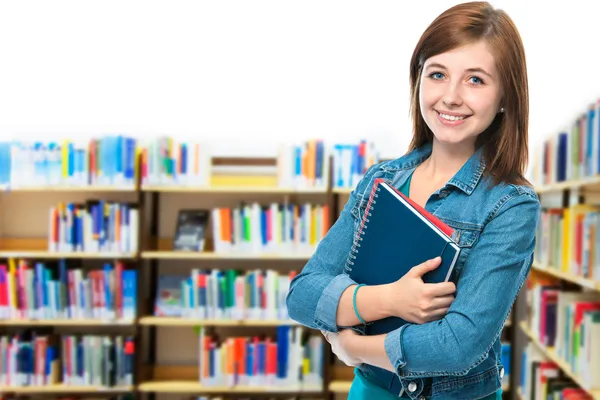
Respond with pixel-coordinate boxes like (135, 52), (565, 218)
(500, 366), (505, 379)
(408, 382), (418, 392)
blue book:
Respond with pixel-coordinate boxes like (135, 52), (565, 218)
(345, 177), (460, 334)
(344, 178), (460, 391)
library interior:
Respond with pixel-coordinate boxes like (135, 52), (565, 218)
(0, 1), (598, 399)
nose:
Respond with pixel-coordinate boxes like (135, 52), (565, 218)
(442, 82), (463, 108)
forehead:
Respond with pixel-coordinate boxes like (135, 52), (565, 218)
(425, 40), (497, 72)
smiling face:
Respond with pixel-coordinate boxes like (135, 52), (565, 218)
(419, 40), (503, 151)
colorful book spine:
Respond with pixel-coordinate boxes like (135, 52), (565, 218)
(139, 137), (212, 187)
(277, 140), (330, 190)
(525, 271), (600, 389)
(0, 333), (134, 388)
(0, 136), (138, 188)
(154, 269), (297, 321)
(211, 202), (330, 254)
(60, 334), (134, 387)
(0, 259), (137, 322)
(535, 205), (600, 281)
(47, 200), (139, 254)
(197, 326), (323, 389)
(332, 140), (379, 189)
(531, 99), (600, 187)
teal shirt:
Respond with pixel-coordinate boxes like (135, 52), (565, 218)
(347, 172), (502, 400)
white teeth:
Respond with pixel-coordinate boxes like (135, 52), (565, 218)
(439, 112), (466, 121)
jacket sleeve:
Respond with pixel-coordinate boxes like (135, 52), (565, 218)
(286, 164), (379, 333)
(384, 188), (541, 377)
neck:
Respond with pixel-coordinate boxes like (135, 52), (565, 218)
(420, 138), (476, 181)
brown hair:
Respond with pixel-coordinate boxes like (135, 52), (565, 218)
(407, 1), (530, 187)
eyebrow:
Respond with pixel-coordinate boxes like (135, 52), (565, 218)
(425, 62), (494, 79)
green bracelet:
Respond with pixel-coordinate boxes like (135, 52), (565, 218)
(353, 284), (368, 325)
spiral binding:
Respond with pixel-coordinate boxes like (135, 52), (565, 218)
(344, 181), (382, 273)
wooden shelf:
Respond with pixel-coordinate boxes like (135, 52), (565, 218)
(0, 185), (136, 193)
(142, 237), (314, 260)
(329, 380), (352, 393)
(0, 250), (136, 259)
(534, 175), (600, 194)
(332, 188), (352, 195)
(139, 317), (298, 327)
(0, 238), (136, 259)
(532, 262), (600, 291)
(142, 184), (326, 194)
(141, 250), (312, 260)
(0, 385), (134, 393)
(137, 381), (322, 393)
(0, 319), (134, 326)
(519, 321), (600, 399)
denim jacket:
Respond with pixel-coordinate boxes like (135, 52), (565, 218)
(286, 141), (541, 399)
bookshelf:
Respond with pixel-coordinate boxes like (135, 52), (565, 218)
(519, 104), (600, 399)
(0, 137), (525, 400)
(519, 321), (600, 400)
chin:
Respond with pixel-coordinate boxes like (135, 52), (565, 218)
(432, 133), (476, 148)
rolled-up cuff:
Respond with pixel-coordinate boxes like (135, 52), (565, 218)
(384, 323), (410, 375)
(314, 273), (357, 332)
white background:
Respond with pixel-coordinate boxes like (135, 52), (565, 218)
(0, 0), (596, 176)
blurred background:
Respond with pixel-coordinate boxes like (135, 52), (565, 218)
(0, 1), (597, 400)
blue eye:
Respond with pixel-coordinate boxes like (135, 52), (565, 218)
(469, 76), (484, 85)
(429, 72), (445, 80)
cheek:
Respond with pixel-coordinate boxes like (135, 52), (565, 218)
(419, 81), (439, 109)
(465, 92), (498, 118)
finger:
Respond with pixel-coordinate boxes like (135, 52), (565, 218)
(408, 256), (442, 277)
(425, 281), (456, 297)
(429, 295), (455, 310)
(426, 307), (450, 322)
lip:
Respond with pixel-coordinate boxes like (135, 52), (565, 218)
(435, 110), (471, 126)
(435, 109), (471, 117)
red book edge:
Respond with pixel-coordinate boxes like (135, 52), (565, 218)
(373, 178), (455, 238)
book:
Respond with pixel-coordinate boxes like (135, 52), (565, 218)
(345, 177), (461, 336)
(343, 178), (461, 392)
(173, 209), (210, 251)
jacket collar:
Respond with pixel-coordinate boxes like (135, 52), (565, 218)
(386, 141), (486, 196)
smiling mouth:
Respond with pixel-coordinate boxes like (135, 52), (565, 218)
(436, 111), (471, 121)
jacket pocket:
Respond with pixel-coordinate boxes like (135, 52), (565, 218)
(438, 219), (483, 280)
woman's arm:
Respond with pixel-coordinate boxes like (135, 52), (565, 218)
(338, 189), (540, 376)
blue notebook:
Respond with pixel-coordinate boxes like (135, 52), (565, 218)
(345, 177), (460, 335)
(344, 178), (460, 393)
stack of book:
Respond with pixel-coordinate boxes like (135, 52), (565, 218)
(154, 269), (297, 321)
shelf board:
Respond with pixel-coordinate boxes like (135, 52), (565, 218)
(0, 385), (134, 393)
(1, 185), (136, 193)
(141, 250), (312, 260)
(329, 380), (351, 393)
(0, 238), (137, 259)
(532, 262), (600, 291)
(139, 316), (298, 327)
(534, 175), (600, 194)
(137, 381), (322, 393)
(519, 321), (600, 399)
(0, 250), (137, 259)
(0, 319), (134, 327)
(142, 184), (326, 194)
(332, 188), (352, 195)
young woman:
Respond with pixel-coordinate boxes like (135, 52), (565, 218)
(286, 1), (540, 399)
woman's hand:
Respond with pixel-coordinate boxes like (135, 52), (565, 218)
(383, 256), (457, 324)
(321, 329), (363, 367)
